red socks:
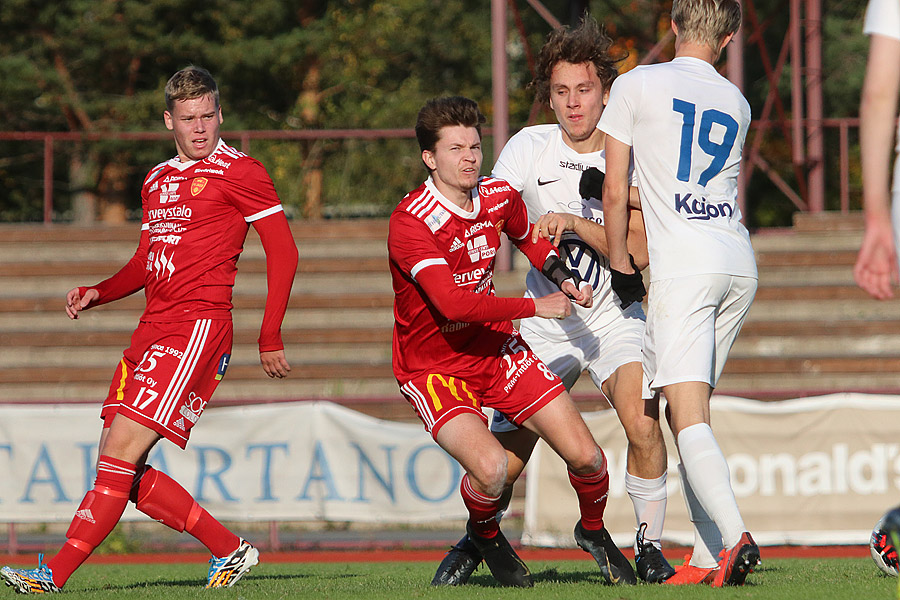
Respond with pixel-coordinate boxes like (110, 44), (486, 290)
(133, 466), (239, 558)
(47, 456), (136, 587)
(568, 451), (610, 531)
(460, 474), (503, 539)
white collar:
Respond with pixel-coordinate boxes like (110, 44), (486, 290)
(424, 176), (481, 219)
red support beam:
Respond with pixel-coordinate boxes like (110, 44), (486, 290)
(804, 0), (825, 213)
(43, 136), (53, 225)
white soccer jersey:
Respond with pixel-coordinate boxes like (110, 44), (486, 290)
(598, 57), (757, 282)
(492, 124), (644, 343)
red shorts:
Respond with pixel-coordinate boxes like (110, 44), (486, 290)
(399, 332), (564, 439)
(102, 319), (233, 449)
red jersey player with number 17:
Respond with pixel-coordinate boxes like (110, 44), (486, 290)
(390, 96), (634, 587)
(0, 67), (298, 595)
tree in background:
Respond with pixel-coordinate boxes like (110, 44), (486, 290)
(0, 0), (873, 225)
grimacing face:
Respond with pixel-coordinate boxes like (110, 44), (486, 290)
(422, 125), (483, 202)
(164, 93), (223, 162)
(548, 61), (608, 147)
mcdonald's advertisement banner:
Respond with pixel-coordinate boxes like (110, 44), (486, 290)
(0, 401), (466, 523)
(524, 394), (900, 547)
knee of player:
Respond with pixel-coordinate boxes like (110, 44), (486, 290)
(470, 451), (508, 497)
(622, 413), (665, 448)
(566, 443), (606, 476)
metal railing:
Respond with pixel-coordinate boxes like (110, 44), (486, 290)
(0, 119), (863, 224)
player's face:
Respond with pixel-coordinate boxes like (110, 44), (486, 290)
(548, 61), (608, 149)
(422, 125), (483, 203)
(164, 94), (223, 162)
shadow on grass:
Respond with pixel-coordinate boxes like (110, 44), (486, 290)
(82, 571), (326, 592)
(466, 567), (614, 587)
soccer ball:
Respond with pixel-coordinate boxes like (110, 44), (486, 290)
(870, 506), (900, 577)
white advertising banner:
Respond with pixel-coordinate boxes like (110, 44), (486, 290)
(525, 394), (900, 547)
(0, 401), (467, 523)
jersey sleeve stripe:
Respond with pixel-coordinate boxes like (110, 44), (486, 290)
(410, 257), (447, 279)
(244, 204), (284, 223)
(407, 190), (435, 218)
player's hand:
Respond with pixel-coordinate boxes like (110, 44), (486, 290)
(66, 287), (98, 319)
(561, 280), (593, 308)
(532, 213), (578, 246)
(854, 219), (898, 300)
(260, 350), (291, 378)
(579, 166), (605, 200)
(533, 292), (573, 320)
(610, 255), (645, 309)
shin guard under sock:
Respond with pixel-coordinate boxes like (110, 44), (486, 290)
(133, 465), (239, 558)
(47, 456), (136, 587)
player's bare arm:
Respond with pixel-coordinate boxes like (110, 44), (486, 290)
(854, 32), (900, 300)
(65, 287), (99, 320)
(599, 136), (633, 274)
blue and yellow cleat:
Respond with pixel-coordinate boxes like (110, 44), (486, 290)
(206, 539), (259, 589)
(0, 555), (61, 594)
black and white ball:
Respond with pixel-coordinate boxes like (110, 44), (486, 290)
(870, 506), (900, 577)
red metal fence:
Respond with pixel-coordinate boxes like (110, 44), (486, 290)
(0, 119), (864, 225)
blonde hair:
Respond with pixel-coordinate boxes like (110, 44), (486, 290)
(164, 66), (219, 112)
(671, 0), (742, 50)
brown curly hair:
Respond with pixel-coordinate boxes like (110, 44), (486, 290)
(531, 15), (626, 104)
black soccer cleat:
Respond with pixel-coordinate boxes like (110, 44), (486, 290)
(465, 522), (533, 587)
(634, 522), (676, 583)
(431, 534), (483, 586)
(574, 520), (638, 585)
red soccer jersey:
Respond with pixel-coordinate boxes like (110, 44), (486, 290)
(389, 175), (557, 382)
(137, 139), (283, 322)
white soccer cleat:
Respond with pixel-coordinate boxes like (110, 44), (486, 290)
(205, 539), (259, 589)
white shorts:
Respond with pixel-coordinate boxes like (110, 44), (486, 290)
(490, 311), (647, 433)
(643, 274), (757, 390)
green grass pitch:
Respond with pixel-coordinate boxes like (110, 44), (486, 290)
(5, 557), (897, 599)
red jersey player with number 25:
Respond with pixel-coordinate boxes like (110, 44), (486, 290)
(0, 67), (298, 595)
(389, 97), (634, 587)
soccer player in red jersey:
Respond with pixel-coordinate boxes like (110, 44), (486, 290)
(0, 67), (298, 594)
(390, 96), (634, 587)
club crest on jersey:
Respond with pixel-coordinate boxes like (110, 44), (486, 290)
(215, 353), (230, 380)
(424, 205), (451, 233)
(191, 177), (208, 196)
(449, 237), (464, 253)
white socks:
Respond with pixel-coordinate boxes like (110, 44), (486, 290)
(677, 463), (723, 567)
(625, 471), (667, 551)
(677, 423), (745, 553)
